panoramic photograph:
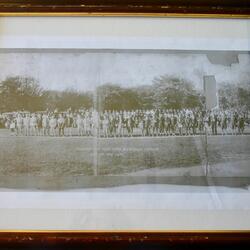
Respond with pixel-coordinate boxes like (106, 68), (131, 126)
(0, 50), (249, 189)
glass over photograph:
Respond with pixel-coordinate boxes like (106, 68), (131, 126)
(0, 50), (249, 189)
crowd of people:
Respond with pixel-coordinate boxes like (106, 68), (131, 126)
(0, 108), (248, 137)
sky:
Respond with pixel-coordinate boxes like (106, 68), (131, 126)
(0, 51), (249, 92)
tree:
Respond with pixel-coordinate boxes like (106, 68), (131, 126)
(135, 85), (154, 110)
(96, 84), (142, 111)
(49, 89), (93, 111)
(152, 75), (202, 109)
(238, 86), (250, 109)
(218, 83), (250, 110)
(0, 76), (45, 112)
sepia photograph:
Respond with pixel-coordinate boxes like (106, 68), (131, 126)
(0, 49), (249, 189)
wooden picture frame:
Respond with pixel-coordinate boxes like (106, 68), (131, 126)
(0, 1), (250, 249)
(0, 0), (249, 17)
(0, 231), (250, 249)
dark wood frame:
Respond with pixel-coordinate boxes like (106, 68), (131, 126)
(0, 231), (249, 249)
(0, 0), (249, 17)
(0, 0), (250, 248)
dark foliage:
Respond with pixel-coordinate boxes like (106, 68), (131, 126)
(1, 75), (249, 113)
(0, 76), (45, 112)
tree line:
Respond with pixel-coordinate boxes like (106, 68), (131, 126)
(0, 76), (249, 112)
(0, 77), (92, 112)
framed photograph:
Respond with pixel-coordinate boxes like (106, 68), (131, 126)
(0, 0), (250, 248)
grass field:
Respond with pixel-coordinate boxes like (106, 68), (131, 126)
(0, 129), (249, 178)
(0, 132), (203, 176)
